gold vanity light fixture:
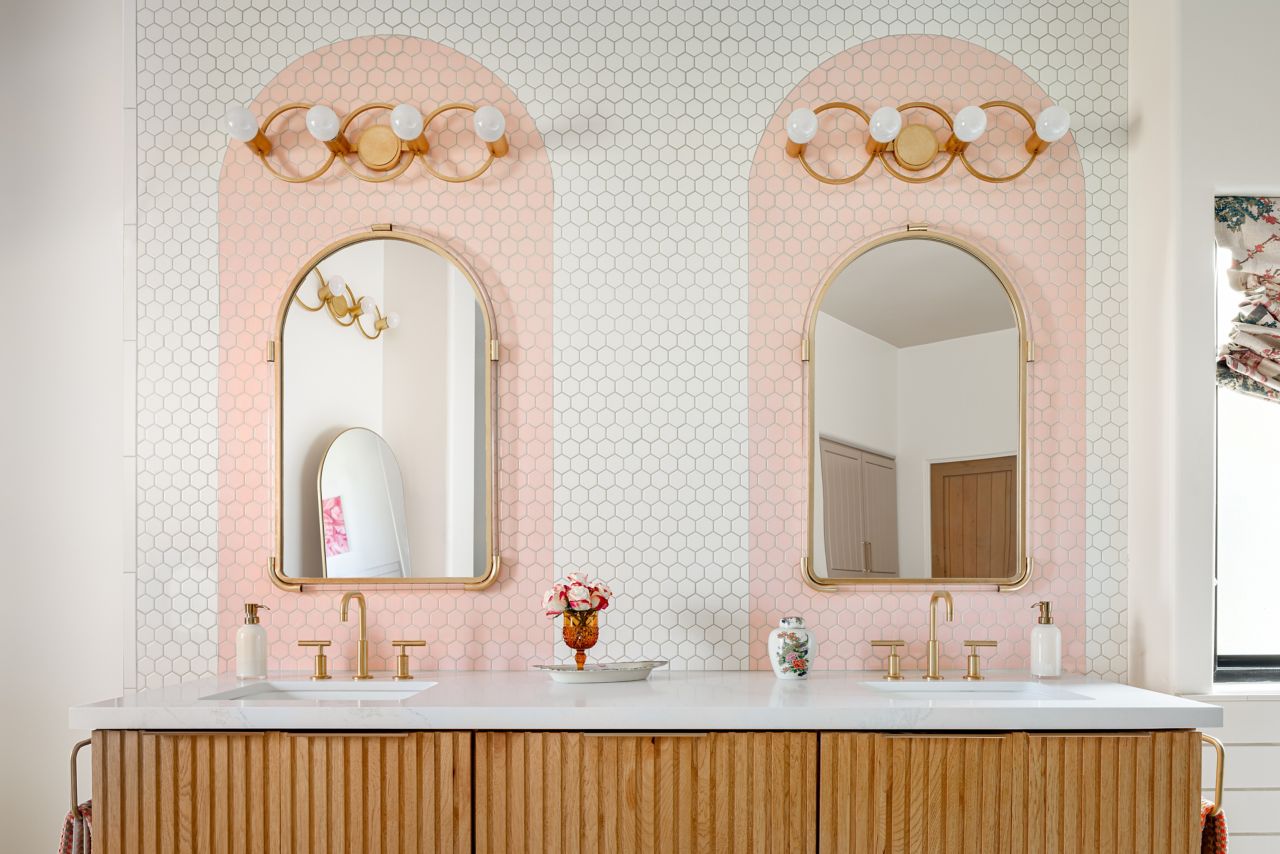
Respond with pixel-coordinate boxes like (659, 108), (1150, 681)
(784, 101), (1071, 185)
(223, 101), (510, 184)
(292, 268), (400, 340)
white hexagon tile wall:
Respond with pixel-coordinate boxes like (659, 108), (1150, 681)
(130, 1), (1127, 688)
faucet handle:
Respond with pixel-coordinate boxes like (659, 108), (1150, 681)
(298, 640), (332, 681)
(869, 639), (905, 681)
(391, 640), (427, 681)
(962, 639), (997, 681)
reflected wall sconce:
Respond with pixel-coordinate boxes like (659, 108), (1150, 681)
(784, 100), (1070, 185)
(294, 270), (401, 341)
(224, 101), (510, 185)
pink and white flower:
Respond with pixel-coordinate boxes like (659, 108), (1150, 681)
(541, 583), (568, 616)
(540, 573), (614, 618)
(566, 583), (592, 610)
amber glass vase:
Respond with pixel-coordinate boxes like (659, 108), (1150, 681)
(561, 610), (600, 670)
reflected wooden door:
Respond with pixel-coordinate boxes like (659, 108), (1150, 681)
(930, 455), (1016, 578)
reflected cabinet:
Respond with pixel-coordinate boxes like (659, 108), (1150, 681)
(93, 729), (1203, 854)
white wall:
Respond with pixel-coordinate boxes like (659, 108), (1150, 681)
(281, 241), (385, 577)
(1130, 0), (1280, 692)
(0, 0), (124, 848)
(382, 244), (450, 576)
(897, 329), (1020, 578)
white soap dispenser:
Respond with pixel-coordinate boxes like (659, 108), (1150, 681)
(236, 603), (270, 680)
(1029, 601), (1062, 678)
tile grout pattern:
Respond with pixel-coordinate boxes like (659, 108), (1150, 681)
(132, 0), (1127, 686)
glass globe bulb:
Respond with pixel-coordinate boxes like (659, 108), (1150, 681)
(1035, 105), (1071, 142)
(785, 108), (819, 145)
(323, 274), (345, 297)
(359, 296), (378, 315)
(385, 312), (401, 329)
(869, 107), (903, 143)
(224, 105), (259, 141)
(953, 106), (988, 143)
(473, 106), (506, 143)
(390, 104), (424, 141)
(305, 105), (341, 142)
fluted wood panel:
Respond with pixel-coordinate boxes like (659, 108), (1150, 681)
(276, 732), (470, 854)
(1027, 731), (1200, 854)
(475, 731), (817, 854)
(92, 730), (280, 854)
(820, 732), (1028, 854)
(93, 730), (471, 854)
(820, 731), (1202, 854)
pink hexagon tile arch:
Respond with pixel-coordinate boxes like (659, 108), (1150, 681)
(217, 37), (553, 674)
(748, 35), (1087, 673)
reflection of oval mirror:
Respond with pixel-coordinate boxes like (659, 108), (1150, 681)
(317, 429), (412, 578)
(808, 234), (1026, 585)
(276, 234), (495, 584)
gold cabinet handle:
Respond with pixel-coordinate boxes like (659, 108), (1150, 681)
(870, 639), (905, 681)
(1202, 733), (1225, 816)
(961, 639), (997, 681)
(298, 639), (332, 681)
(391, 639), (427, 681)
(863, 541), (873, 572)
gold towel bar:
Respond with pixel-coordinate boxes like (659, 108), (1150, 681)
(1202, 733), (1225, 816)
(69, 738), (90, 814)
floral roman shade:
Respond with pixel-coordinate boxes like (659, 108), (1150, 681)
(1215, 196), (1280, 402)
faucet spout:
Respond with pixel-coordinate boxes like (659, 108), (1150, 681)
(339, 591), (372, 680)
(924, 591), (954, 681)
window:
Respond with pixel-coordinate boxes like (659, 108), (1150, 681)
(1214, 197), (1280, 681)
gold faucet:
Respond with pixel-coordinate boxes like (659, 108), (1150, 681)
(924, 591), (954, 680)
(339, 592), (373, 680)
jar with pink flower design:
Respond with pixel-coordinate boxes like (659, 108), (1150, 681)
(541, 573), (613, 670)
(768, 616), (816, 679)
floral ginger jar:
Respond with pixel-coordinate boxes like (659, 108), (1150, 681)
(768, 616), (816, 679)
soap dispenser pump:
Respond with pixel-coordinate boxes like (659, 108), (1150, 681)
(236, 603), (270, 680)
(1029, 601), (1062, 678)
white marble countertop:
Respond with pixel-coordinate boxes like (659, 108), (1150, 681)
(70, 670), (1222, 732)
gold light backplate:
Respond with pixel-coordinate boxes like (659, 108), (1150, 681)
(802, 228), (1032, 591)
(269, 225), (501, 591)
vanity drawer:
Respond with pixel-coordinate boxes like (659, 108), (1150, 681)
(475, 731), (817, 854)
(92, 730), (471, 854)
(819, 731), (1202, 854)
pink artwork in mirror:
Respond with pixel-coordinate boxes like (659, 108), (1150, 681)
(322, 496), (349, 557)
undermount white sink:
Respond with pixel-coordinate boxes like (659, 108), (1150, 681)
(201, 680), (437, 703)
(863, 680), (1091, 701)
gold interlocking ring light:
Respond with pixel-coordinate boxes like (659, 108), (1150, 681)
(223, 100), (511, 184)
(784, 100), (1070, 185)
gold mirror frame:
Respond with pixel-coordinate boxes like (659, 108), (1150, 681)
(269, 225), (500, 591)
(803, 228), (1031, 590)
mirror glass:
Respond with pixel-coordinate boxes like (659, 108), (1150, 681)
(810, 236), (1023, 582)
(279, 237), (492, 581)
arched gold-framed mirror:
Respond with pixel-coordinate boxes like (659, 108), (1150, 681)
(804, 229), (1031, 589)
(269, 226), (500, 590)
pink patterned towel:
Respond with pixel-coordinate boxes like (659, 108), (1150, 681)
(58, 801), (92, 854)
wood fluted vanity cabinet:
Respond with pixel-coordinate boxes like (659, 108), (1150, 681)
(818, 730), (1203, 854)
(90, 730), (471, 854)
(474, 731), (818, 854)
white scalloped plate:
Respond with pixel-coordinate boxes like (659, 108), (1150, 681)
(532, 661), (670, 683)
